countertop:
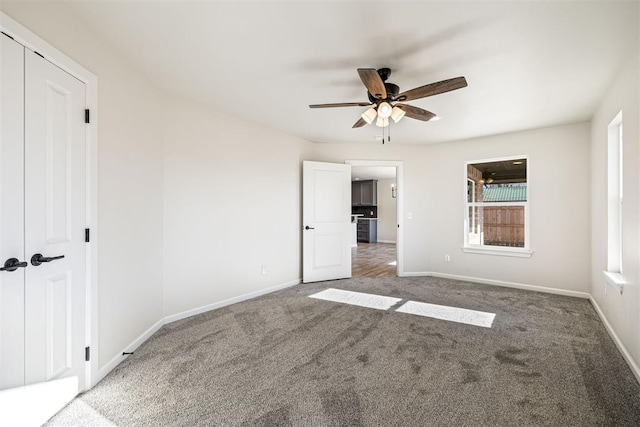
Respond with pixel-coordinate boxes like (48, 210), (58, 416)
(351, 214), (377, 221)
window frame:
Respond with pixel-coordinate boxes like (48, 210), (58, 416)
(604, 111), (625, 289)
(462, 155), (533, 258)
(467, 178), (477, 233)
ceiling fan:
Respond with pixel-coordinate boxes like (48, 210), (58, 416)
(309, 68), (467, 128)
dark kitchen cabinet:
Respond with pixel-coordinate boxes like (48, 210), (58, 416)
(356, 219), (377, 243)
(352, 179), (377, 206)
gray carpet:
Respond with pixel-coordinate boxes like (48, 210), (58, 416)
(47, 277), (640, 426)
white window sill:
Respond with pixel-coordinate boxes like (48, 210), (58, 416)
(462, 246), (533, 258)
(603, 271), (625, 293)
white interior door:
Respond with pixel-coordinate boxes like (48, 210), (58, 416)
(302, 161), (351, 283)
(24, 48), (87, 388)
(0, 33), (27, 391)
(0, 38), (87, 426)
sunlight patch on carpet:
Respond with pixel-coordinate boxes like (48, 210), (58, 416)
(309, 288), (401, 310)
(46, 400), (116, 427)
(396, 301), (495, 328)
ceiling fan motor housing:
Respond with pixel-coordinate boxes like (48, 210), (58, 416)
(367, 82), (400, 103)
(377, 67), (392, 81)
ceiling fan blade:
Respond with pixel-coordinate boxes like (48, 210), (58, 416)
(395, 76), (467, 102)
(309, 102), (372, 108)
(395, 103), (437, 121)
(352, 117), (367, 128)
(357, 68), (387, 99)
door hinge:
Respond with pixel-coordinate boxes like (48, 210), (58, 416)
(85, 346), (90, 362)
(85, 228), (90, 242)
(85, 109), (90, 124)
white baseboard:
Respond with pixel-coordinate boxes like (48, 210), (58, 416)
(376, 240), (396, 244)
(589, 296), (640, 384)
(399, 271), (590, 299)
(94, 317), (164, 387)
(398, 271), (431, 277)
(163, 279), (301, 324)
(94, 278), (301, 387)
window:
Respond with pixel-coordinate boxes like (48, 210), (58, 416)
(464, 157), (531, 257)
(606, 112), (623, 283)
(467, 179), (476, 233)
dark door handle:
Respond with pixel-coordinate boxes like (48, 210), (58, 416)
(1, 258), (28, 272)
(304, 226), (315, 230)
(31, 253), (65, 266)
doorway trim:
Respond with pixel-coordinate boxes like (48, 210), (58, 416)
(345, 160), (404, 276)
(1, 12), (99, 391)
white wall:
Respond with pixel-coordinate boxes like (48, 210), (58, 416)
(0, 1), (316, 374)
(590, 52), (640, 367)
(377, 178), (397, 243)
(0, 3), (166, 371)
(421, 123), (591, 292)
(162, 101), (313, 317)
(310, 122), (591, 293)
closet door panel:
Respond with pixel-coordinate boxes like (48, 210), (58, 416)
(24, 49), (86, 385)
(0, 35), (26, 390)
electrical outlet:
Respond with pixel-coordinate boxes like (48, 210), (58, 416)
(261, 264), (267, 274)
(445, 255), (451, 262)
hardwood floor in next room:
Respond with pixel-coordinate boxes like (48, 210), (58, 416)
(352, 242), (396, 277)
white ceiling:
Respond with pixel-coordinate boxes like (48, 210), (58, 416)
(65, 1), (638, 145)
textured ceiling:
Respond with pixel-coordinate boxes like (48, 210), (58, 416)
(65, 1), (638, 144)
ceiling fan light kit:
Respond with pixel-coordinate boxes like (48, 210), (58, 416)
(377, 102), (392, 119)
(390, 106), (406, 123)
(375, 117), (389, 128)
(309, 68), (467, 136)
(361, 107), (377, 124)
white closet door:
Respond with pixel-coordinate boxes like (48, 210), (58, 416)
(23, 49), (87, 387)
(0, 34), (26, 390)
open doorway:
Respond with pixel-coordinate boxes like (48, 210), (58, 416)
(346, 160), (404, 277)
